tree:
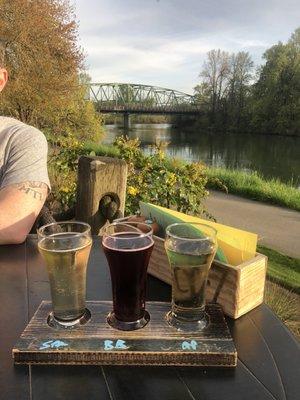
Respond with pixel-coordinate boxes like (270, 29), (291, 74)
(227, 52), (254, 131)
(0, 0), (102, 141)
(197, 49), (231, 126)
(251, 28), (300, 135)
(195, 49), (253, 132)
(193, 29), (299, 135)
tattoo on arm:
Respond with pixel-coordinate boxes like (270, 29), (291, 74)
(16, 181), (48, 202)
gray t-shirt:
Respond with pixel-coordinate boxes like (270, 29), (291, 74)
(0, 116), (50, 190)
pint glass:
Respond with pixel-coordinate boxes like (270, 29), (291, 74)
(165, 223), (217, 331)
(38, 222), (92, 326)
(102, 222), (154, 331)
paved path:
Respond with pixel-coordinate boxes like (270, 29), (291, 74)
(205, 190), (300, 258)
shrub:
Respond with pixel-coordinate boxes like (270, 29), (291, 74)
(114, 137), (209, 216)
(47, 134), (86, 212)
(47, 164), (77, 212)
(47, 136), (210, 217)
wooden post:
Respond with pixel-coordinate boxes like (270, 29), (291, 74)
(76, 156), (128, 234)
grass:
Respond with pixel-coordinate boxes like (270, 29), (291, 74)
(264, 281), (299, 338)
(83, 142), (300, 212)
(258, 245), (300, 293)
(259, 246), (300, 337)
(83, 142), (121, 158)
(206, 167), (300, 211)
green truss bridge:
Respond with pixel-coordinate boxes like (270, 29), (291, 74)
(87, 83), (201, 128)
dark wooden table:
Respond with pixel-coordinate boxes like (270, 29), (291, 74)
(0, 235), (299, 400)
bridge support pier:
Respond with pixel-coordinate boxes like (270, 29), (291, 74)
(123, 113), (130, 130)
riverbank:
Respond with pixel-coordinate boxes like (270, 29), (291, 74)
(84, 142), (300, 212)
(207, 167), (300, 212)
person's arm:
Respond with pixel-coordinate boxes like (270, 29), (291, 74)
(0, 123), (50, 244)
(0, 181), (48, 244)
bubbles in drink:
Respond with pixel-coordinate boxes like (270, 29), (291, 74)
(165, 238), (216, 322)
(38, 233), (92, 321)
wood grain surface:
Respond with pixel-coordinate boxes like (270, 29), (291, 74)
(13, 301), (237, 367)
(75, 156), (127, 234)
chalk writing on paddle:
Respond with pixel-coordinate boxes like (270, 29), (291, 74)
(104, 339), (128, 351)
(181, 340), (198, 350)
(39, 340), (69, 350)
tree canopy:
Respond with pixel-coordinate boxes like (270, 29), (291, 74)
(251, 28), (300, 135)
(194, 49), (254, 132)
(0, 0), (102, 140)
(193, 28), (300, 136)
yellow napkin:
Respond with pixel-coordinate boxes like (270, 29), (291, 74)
(140, 202), (257, 266)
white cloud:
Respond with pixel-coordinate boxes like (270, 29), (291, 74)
(74, 0), (300, 93)
(81, 37), (208, 92)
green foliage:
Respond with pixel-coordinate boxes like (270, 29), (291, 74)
(48, 163), (77, 210)
(70, 142), (300, 213)
(0, 0), (103, 142)
(206, 167), (300, 211)
(251, 28), (300, 135)
(47, 138), (210, 217)
(191, 27), (300, 136)
(83, 141), (121, 158)
(193, 49), (254, 133)
(48, 138), (300, 214)
(48, 133), (86, 171)
(258, 245), (300, 293)
(47, 134), (88, 211)
(113, 137), (209, 216)
(43, 86), (104, 143)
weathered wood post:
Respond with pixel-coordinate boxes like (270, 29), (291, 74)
(76, 156), (128, 234)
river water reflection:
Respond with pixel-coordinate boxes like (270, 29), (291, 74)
(103, 124), (300, 186)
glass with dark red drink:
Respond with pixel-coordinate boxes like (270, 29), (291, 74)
(102, 222), (154, 331)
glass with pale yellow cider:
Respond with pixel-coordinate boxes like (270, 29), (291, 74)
(165, 223), (217, 331)
(38, 222), (92, 327)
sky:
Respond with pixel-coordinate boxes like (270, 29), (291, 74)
(74, 0), (300, 94)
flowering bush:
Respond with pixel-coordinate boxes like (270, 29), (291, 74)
(114, 137), (209, 216)
(47, 134), (86, 212)
(47, 135), (210, 218)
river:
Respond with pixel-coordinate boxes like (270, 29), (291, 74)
(103, 124), (300, 187)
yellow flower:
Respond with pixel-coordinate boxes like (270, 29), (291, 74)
(166, 172), (177, 185)
(128, 186), (139, 196)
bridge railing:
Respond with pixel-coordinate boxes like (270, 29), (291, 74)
(85, 83), (202, 114)
(96, 103), (202, 114)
